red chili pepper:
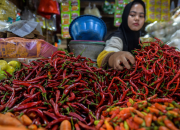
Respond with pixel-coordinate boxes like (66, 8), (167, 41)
(49, 98), (66, 118)
(150, 98), (173, 103)
(26, 108), (49, 124)
(78, 121), (95, 130)
(96, 92), (105, 108)
(150, 62), (164, 86)
(74, 72), (82, 82)
(13, 101), (42, 111)
(129, 61), (138, 76)
(28, 75), (48, 82)
(142, 63), (153, 75)
(43, 111), (58, 120)
(170, 78), (180, 96)
(108, 92), (113, 105)
(129, 77), (139, 91)
(62, 83), (85, 100)
(108, 77), (127, 91)
(55, 90), (60, 103)
(75, 123), (81, 130)
(166, 70), (180, 89)
(45, 117), (70, 129)
(3, 84), (13, 91)
(52, 125), (58, 130)
(119, 88), (129, 102)
(4, 88), (15, 109)
(0, 86), (6, 91)
(27, 84), (46, 93)
(23, 66), (39, 81)
(87, 114), (95, 126)
(73, 103), (91, 113)
(69, 112), (87, 124)
(67, 91), (75, 102)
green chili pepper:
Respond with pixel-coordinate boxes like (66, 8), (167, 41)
(124, 121), (129, 130)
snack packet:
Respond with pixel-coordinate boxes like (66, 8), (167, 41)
(61, 25), (70, 39)
(0, 37), (57, 58)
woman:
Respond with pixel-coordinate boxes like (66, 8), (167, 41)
(97, 0), (146, 70)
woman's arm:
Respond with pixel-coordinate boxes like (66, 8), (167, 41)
(97, 37), (123, 68)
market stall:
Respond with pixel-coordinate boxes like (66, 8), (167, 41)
(0, 0), (180, 130)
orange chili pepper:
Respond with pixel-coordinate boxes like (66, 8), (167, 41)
(120, 112), (131, 121)
(127, 102), (132, 107)
(133, 109), (145, 119)
(148, 107), (160, 115)
(164, 118), (179, 130)
(115, 126), (121, 130)
(95, 119), (104, 130)
(173, 108), (180, 113)
(145, 113), (153, 127)
(164, 102), (169, 107)
(100, 127), (106, 130)
(126, 117), (139, 129)
(109, 108), (120, 115)
(120, 123), (126, 130)
(155, 103), (167, 113)
(48, 71), (52, 79)
(137, 128), (146, 130)
(119, 107), (135, 115)
(167, 111), (178, 117)
(133, 115), (143, 125)
(152, 115), (157, 121)
(110, 109), (120, 119)
(105, 120), (114, 130)
(158, 126), (170, 130)
(102, 111), (108, 117)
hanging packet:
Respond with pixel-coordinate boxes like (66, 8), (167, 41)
(61, 25), (70, 39)
(61, 1), (71, 12)
(71, 11), (80, 21)
(61, 12), (71, 25)
(71, 0), (80, 11)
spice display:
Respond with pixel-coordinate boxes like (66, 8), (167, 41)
(0, 38), (179, 129)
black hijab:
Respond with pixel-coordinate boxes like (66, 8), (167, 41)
(105, 0), (146, 52)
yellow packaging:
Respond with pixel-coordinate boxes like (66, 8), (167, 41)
(146, 0), (155, 22)
(161, 0), (170, 21)
(0, 9), (7, 20)
(0, 0), (6, 5)
(0, 2), (17, 14)
(155, 0), (161, 21)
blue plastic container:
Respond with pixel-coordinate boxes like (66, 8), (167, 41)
(69, 15), (107, 41)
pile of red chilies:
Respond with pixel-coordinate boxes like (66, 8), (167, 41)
(0, 37), (179, 130)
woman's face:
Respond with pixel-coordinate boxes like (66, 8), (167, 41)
(128, 3), (145, 31)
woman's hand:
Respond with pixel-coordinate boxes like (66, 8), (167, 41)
(108, 51), (135, 70)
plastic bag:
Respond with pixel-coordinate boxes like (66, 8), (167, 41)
(84, 3), (92, 15)
(21, 7), (36, 22)
(170, 29), (180, 40)
(167, 38), (180, 51)
(91, 4), (101, 18)
(150, 29), (166, 37)
(0, 37), (57, 58)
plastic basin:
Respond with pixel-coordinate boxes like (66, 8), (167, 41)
(69, 15), (107, 41)
(69, 40), (105, 61)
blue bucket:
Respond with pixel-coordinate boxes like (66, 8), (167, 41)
(69, 15), (107, 41)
